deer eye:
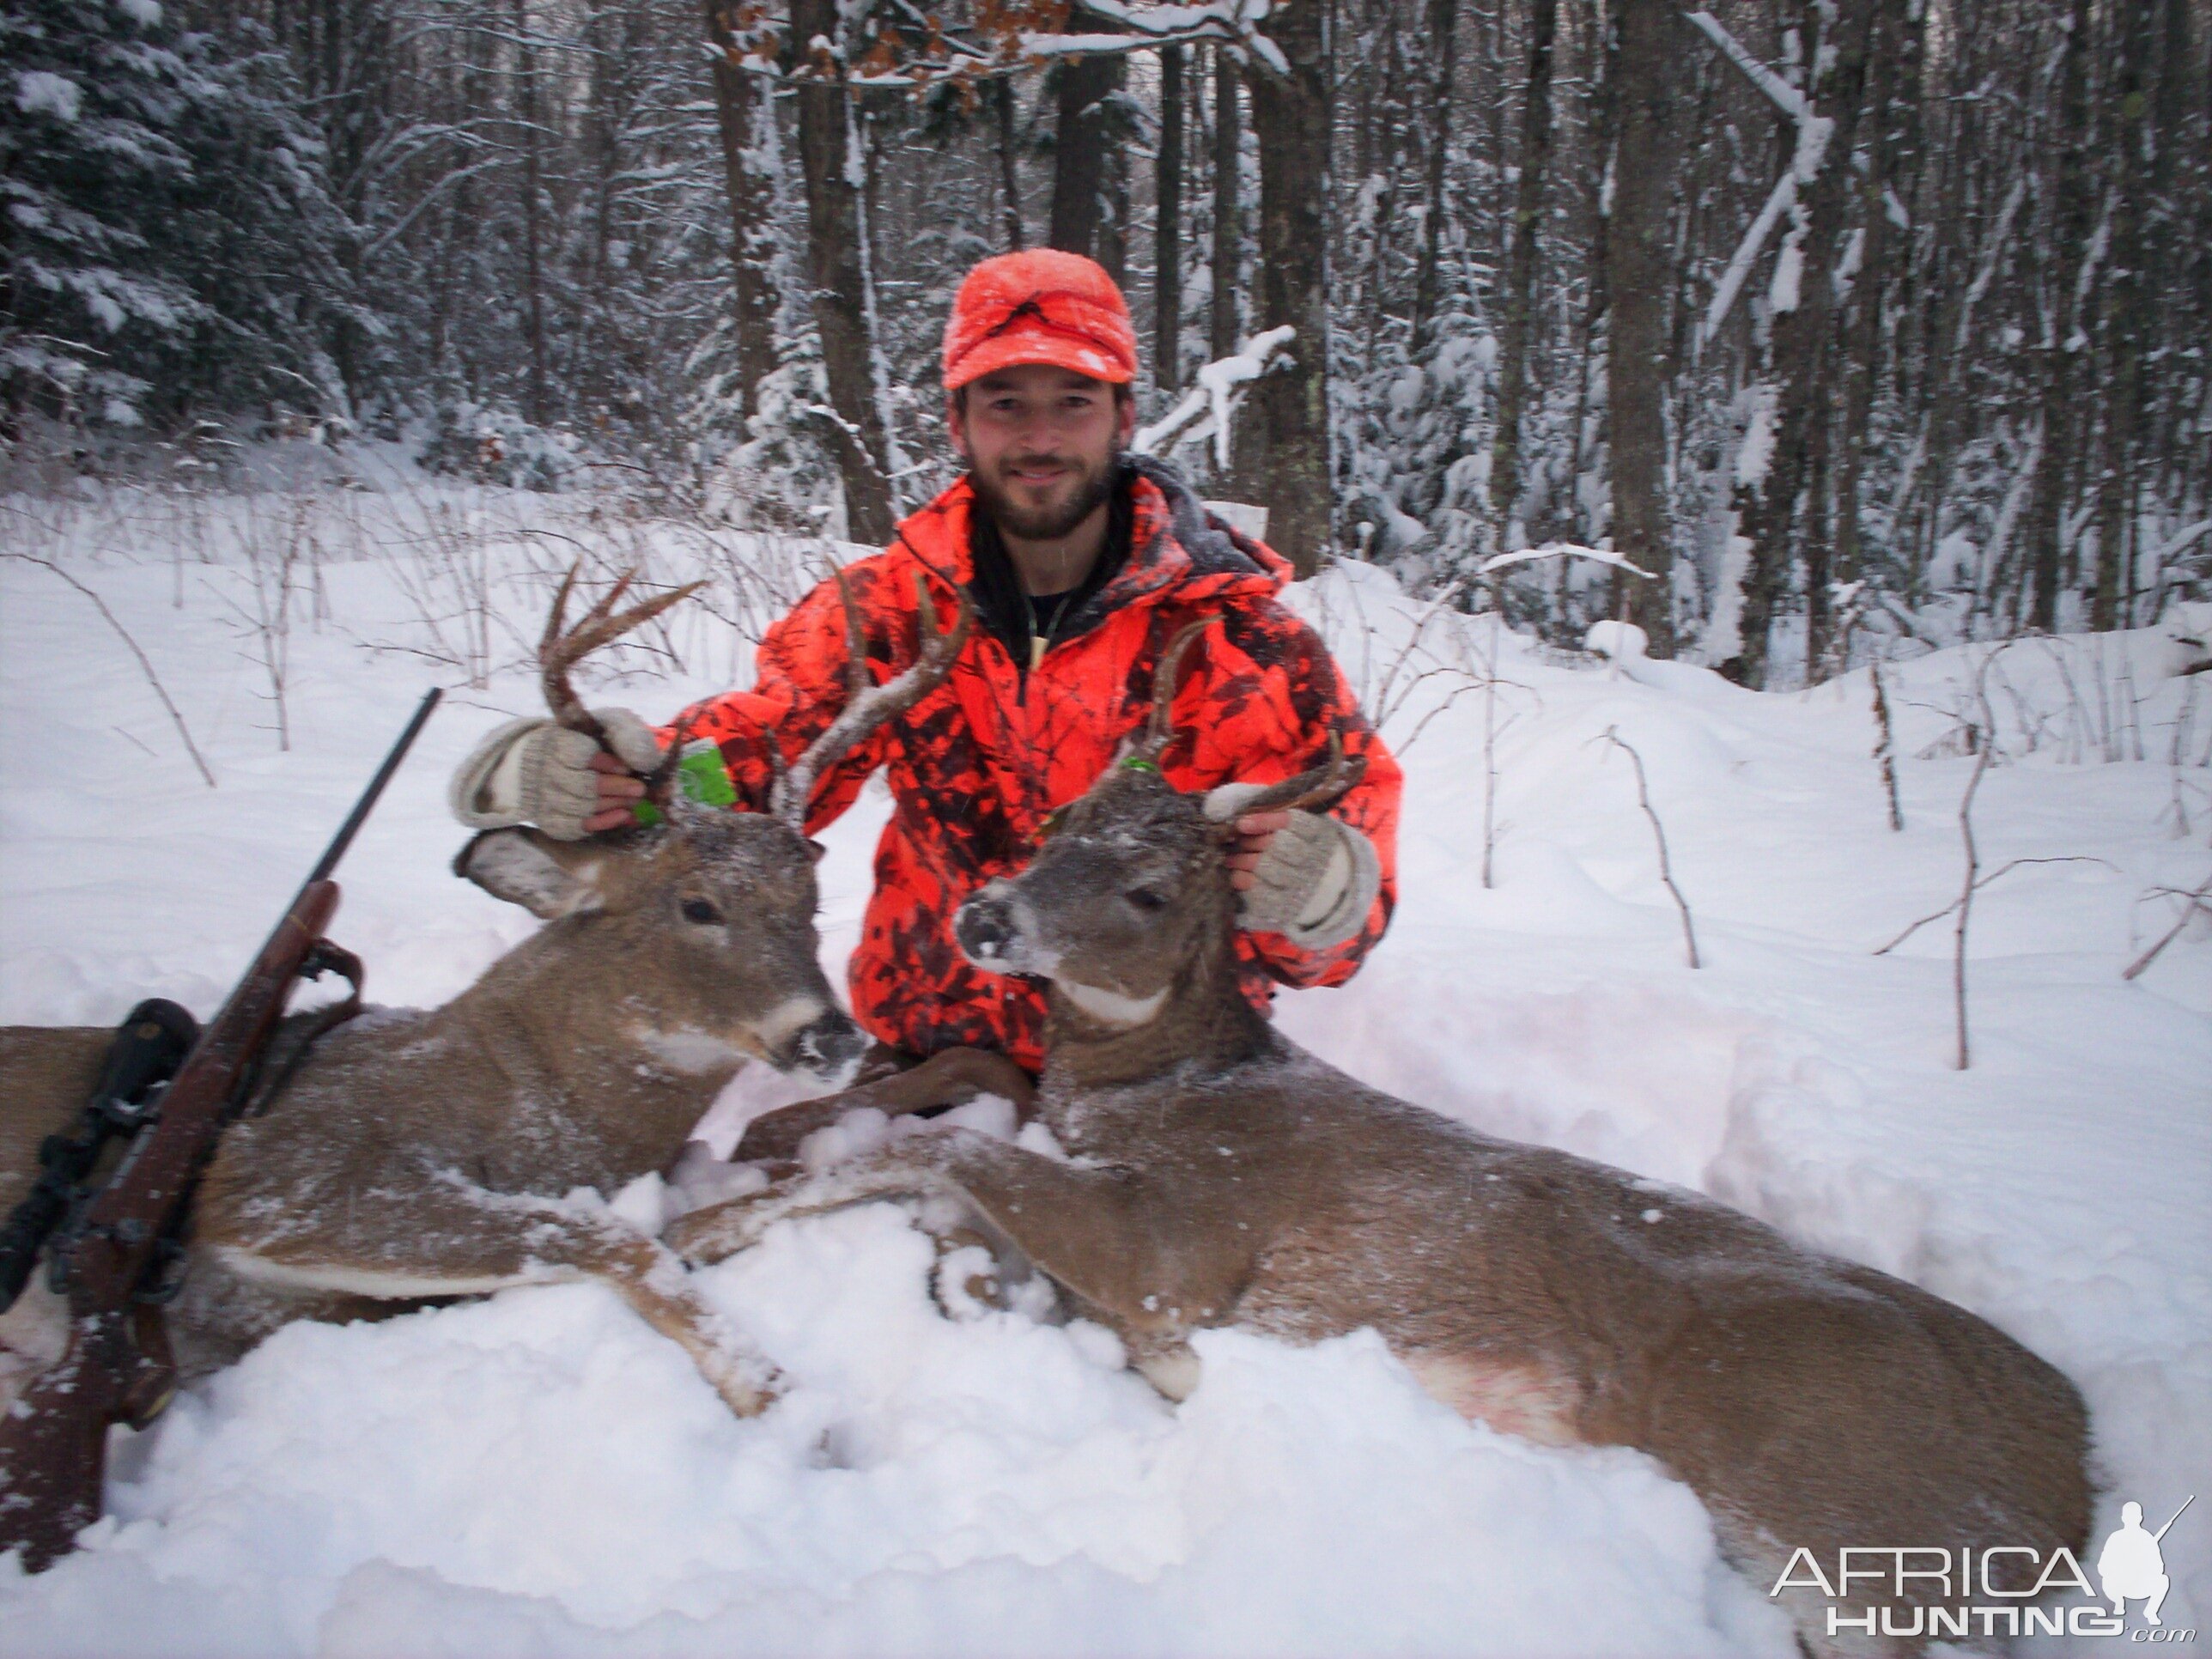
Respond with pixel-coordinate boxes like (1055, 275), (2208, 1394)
(1126, 888), (1168, 913)
(681, 898), (722, 925)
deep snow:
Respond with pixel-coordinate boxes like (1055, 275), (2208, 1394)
(0, 470), (2205, 1655)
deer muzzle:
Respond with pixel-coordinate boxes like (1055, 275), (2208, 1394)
(784, 1006), (869, 1085)
(955, 883), (1053, 976)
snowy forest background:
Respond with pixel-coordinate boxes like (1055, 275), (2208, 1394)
(5, 0), (2209, 686)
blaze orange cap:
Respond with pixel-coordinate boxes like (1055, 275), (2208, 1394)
(941, 249), (1139, 390)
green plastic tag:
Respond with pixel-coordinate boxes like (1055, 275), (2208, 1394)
(631, 739), (734, 825)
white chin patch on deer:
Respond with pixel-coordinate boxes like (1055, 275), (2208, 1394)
(1054, 978), (1170, 1030)
(630, 1024), (752, 1075)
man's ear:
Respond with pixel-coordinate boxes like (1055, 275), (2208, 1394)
(1115, 386), (1138, 448)
(453, 829), (608, 920)
(945, 388), (970, 461)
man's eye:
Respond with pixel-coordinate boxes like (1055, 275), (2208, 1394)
(682, 898), (722, 924)
(1126, 889), (1168, 912)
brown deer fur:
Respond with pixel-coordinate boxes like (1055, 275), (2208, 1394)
(668, 757), (2092, 1653)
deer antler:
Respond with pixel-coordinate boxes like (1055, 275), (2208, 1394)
(539, 562), (705, 747)
(1137, 617), (1218, 759)
(769, 568), (973, 833)
(1206, 731), (1370, 828)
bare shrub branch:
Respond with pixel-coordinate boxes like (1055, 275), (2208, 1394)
(2123, 871), (2212, 981)
(3, 553), (217, 787)
(1596, 726), (1700, 969)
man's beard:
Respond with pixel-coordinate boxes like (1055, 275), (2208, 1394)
(970, 449), (1120, 543)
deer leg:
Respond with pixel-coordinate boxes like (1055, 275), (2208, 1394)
(198, 1182), (775, 1415)
(734, 1047), (1036, 1164)
(670, 1130), (1236, 1338)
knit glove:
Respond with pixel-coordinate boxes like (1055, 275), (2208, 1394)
(1204, 786), (1382, 951)
(448, 709), (665, 841)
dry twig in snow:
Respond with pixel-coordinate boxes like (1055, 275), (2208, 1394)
(2123, 872), (2212, 981)
(3, 553), (217, 788)
(1596, 726), (1700, 969)
(1872, 856), (2116, 955)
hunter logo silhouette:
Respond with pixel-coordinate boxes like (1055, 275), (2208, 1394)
(2098, 1497), (2191, 1628)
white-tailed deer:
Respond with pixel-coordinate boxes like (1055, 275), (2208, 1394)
(2, 568), (969, 1417)
(669, 623), (2092, 1650)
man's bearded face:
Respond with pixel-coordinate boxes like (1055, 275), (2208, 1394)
(950, 365), (1133, 543)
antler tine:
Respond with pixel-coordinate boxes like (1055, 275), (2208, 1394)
(1141, 617), (1218, 757)
(642, 710), (698, 808)
(538, 562), (707, 741)
(830, 562), (870, 703)
(1209, 732), (1370, 826)
(771, 573), (974, 834)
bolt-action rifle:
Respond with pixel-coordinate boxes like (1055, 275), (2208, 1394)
(0, 689), (441, 1573)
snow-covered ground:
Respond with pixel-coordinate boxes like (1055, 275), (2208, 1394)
(2, 469), (2206, 1656)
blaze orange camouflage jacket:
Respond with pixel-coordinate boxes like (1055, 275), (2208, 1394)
(666, 458), (1402, 1072)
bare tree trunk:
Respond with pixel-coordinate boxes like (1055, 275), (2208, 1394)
(1243, 0), (1334, 577)
(702, 0), (780, 420)
(1489, 0), (1557, 534)
(791, 0), (895, 543)
(2096, 0), (2151, 630)
(994, 76), (1025, 252)
(2024, 0), (2094, 632)
(1156, 45), (1185, 394)
(1607, 0), (1681, 655)
(1050, 53), (1118, 260)
(1834, 0), (1921, 597)
(512, 0), (549, 426)
(1409, 0), (1459, 343)
(1097, 69), (1130, 283)
(1211, 46), (1242, 361)
(1568, 0), (1614, 550)
(1726, 0), (1874, 684)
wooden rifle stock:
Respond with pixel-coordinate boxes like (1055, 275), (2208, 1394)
(0, 882), (338, 1571)
(0, 685), (438, 1572)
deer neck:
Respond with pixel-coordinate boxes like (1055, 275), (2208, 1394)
(1040, 896), (1271, 1093)
(433, 927), (743, 1115)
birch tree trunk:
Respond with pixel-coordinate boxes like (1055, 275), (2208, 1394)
(791, 0), (895, 544)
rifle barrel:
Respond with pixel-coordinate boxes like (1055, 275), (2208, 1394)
(307, 687), (444, 886)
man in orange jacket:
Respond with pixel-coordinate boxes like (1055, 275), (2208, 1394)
(453, 249), (1401, 1073)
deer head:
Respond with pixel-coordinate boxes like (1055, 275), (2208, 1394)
(448, 563), (972, 1082)
(453, 812), (866, 1079)
(954, 619), (1364, 1038)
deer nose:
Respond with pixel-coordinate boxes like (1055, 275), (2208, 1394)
(790, 1008), (867, 1084)
(956, 890), (1018, 966)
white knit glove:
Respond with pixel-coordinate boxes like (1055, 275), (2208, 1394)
(1204, 785), (1382, 951)
(448, 709), (665, 841)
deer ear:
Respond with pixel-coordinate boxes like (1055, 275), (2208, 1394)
(453, 829), (606, 920)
